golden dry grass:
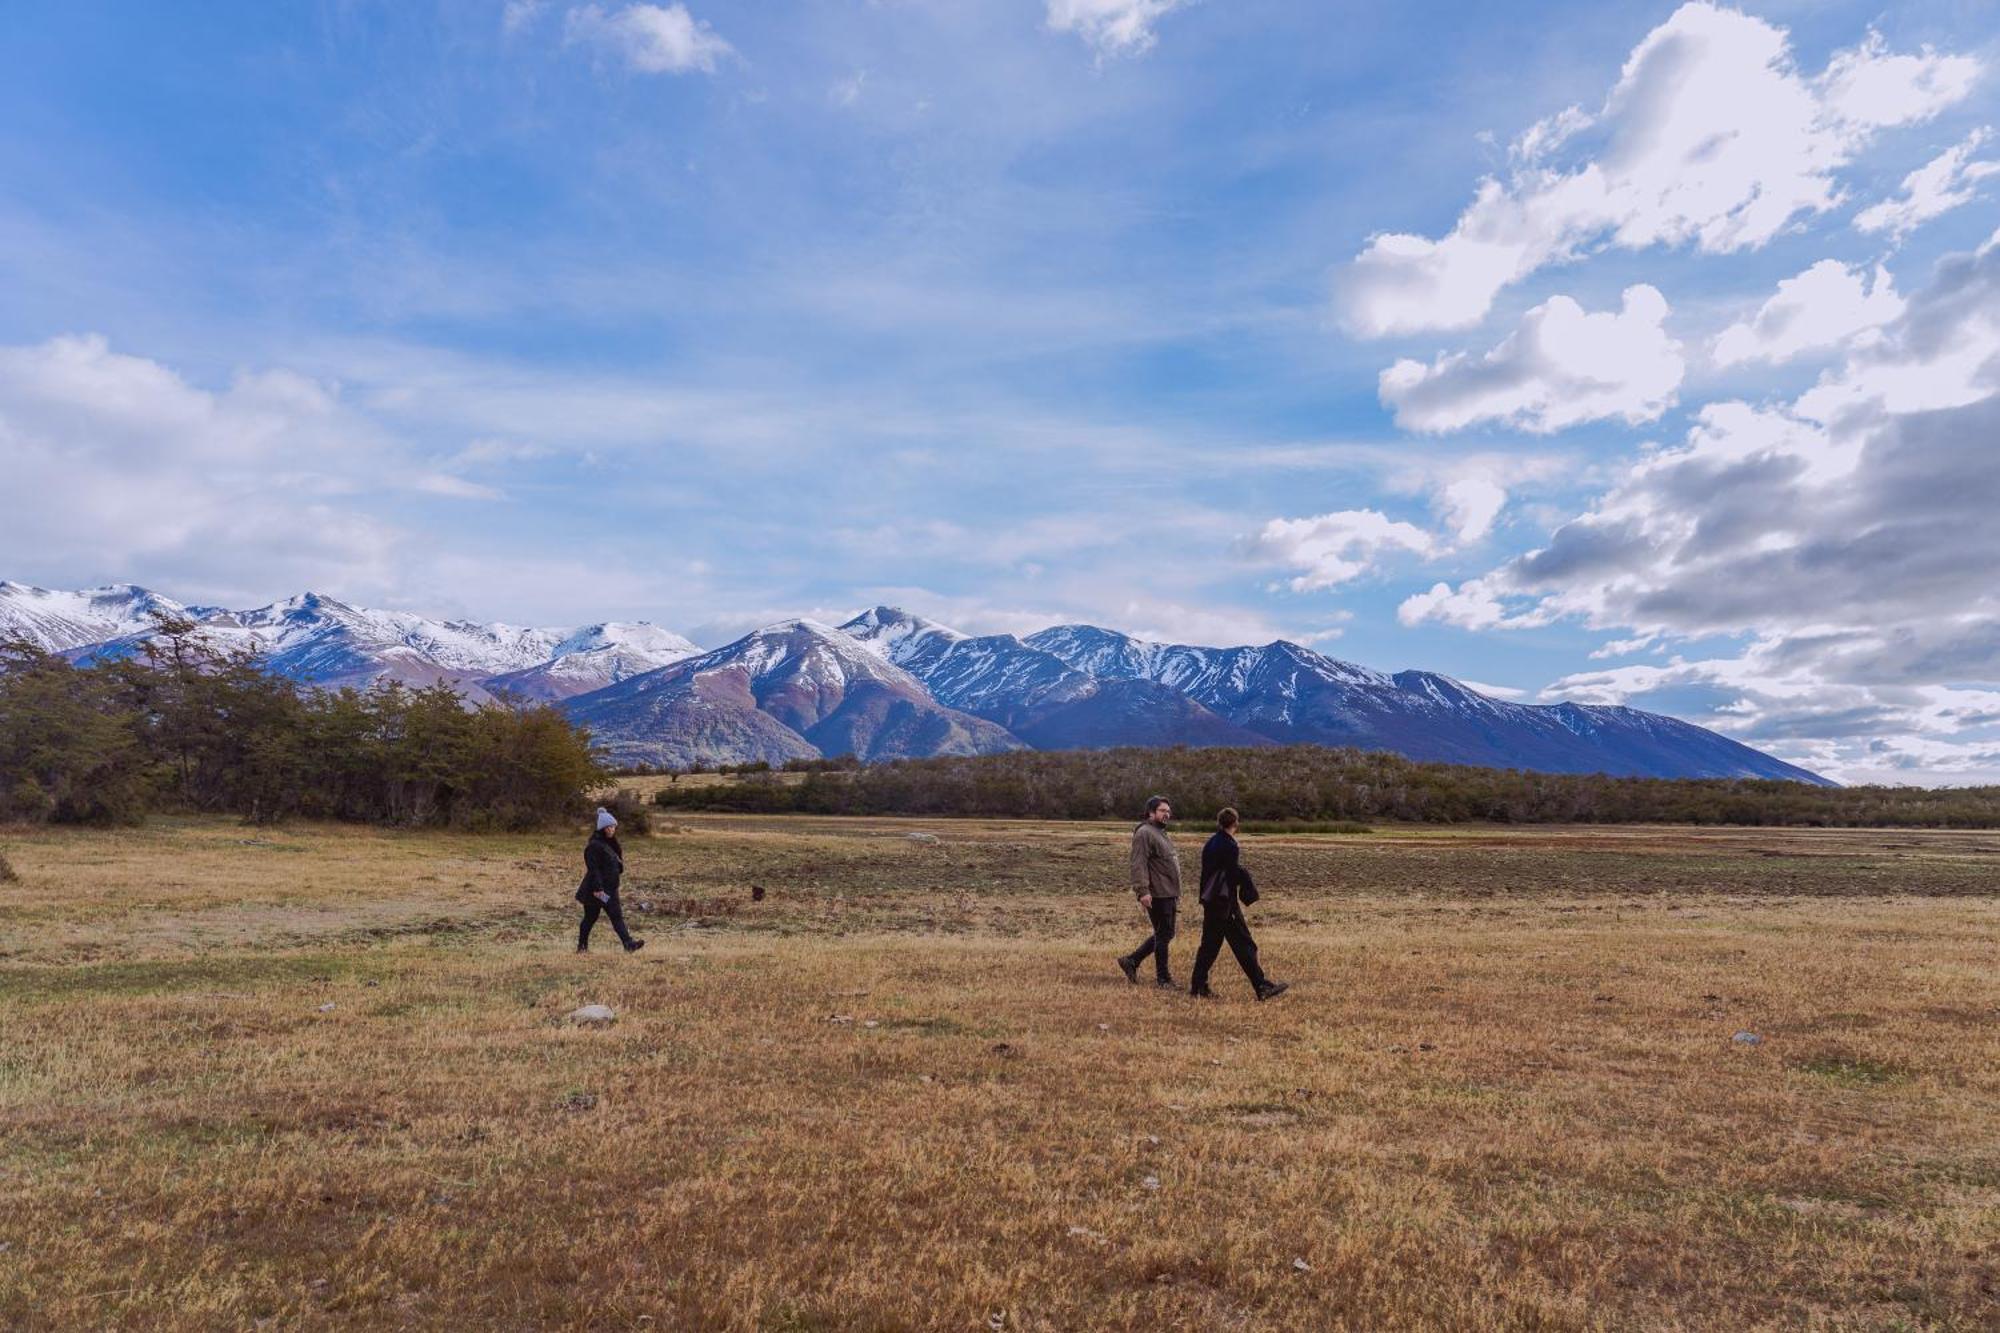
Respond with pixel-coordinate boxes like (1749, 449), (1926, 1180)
(1, 815), (1997, 1330)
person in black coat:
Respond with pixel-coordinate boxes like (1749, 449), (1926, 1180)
(576, 807), (645, 953)
(1190, 808), (1287, 1000)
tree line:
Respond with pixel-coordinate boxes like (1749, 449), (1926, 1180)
(0, 617), (601, 828)
(649, 745), (2000, 828)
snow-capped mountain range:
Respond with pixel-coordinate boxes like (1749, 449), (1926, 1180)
(0, 581), (1830, 783)
(0, 581), (698, 704)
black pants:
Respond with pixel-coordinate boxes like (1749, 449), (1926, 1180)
(1125, 896), (1179, 980)
(1190, 897), (1268, 994)
(578, 891), (636, 950)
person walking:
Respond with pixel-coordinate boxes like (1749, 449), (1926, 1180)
(1190, 808), (1288, 1001)
(1118, 795), (1182, 988)
(576, 806), (645, 954)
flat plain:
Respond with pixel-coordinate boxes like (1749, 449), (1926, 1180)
(1, 815), (1996, 1331)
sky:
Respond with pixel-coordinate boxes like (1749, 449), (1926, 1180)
(2, 1), (1998, 785)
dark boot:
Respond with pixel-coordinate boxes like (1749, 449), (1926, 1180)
(1255, 980), (1290, 1002)
(1117, 956), (1139, 984)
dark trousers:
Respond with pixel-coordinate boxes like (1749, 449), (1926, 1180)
(578, 891), (636, 950)
(1124, 896), (1179, 980)
(1190, 898), (1268, 994)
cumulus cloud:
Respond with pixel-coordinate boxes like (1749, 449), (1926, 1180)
(1380, 284), (1683, 433)
(0, 335), (405, 601)
(1339, 4), (1980, 337)
(1248, 510), (1436, 592)
(1435, 474), (1509, 544)
(1044, 0), (1187, 58)
(1711, 260), (1904, 366)
(1402, 229), (2000, 781)
(1855, 128), (2000, 241)
(565, 3), (731, 75)
(1794, 230), (2000, 426)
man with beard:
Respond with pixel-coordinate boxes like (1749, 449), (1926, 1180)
(1118, 795), (1182, 988)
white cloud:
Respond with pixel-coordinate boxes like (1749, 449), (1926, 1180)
(1436, 475), (1508, 544)
(565, 3), (731, 76)
(501, 0), (546, 35)
(1794, 231), (2000, 427)
(1457, 678), (1528, 700)
(1340, 4), (1980, 337)
(1855, 128), (2000, 241)
(1249, 510), (1436, 592)
(1711, 260), (1904, 366)
(1403, 229), (2000, 780)
(0, 335), (404, 602)
(1044, 0), (1187, 59)
(1380, 284), (1683, 433)
(413, 473), (505, 501)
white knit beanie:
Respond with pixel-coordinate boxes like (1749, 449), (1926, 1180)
(596, 807), (617, 831)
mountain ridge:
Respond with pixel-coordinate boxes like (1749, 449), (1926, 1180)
(0, 582), (1832, 784)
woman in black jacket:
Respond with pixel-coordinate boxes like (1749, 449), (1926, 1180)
(577, 807), (645, 953)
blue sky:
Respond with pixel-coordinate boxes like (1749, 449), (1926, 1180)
(3, 1), (1999, 783)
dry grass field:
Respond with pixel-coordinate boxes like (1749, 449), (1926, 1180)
(1, 815), (1997, 1331)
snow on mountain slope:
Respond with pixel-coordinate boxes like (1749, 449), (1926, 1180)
(3, 581), (1831, 781)
(842, 608), (1269, 747)
(0, 582), (190, 652)
(564, 619), (1022, 766)
(1029, 623), (1829, 784)
(484, 622), (701, 702)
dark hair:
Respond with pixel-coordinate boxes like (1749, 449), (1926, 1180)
(1145, 795), (1170, 815)
(1216, 807), (1239, 830)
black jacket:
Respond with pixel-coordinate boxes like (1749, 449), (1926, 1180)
(1199, 831), (1256, 906)
(576, 830), (625, 903)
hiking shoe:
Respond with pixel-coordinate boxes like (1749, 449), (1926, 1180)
(1156, 976), (1178, 989)
(1254, 980), (1290, 1002)
(624, 939), (647, 954)
(1188, 986), (1215, 999)
(1117, 956), (1140, 985)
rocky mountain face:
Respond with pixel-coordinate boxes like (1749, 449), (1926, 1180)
(1025, 624), (1828, 783)
(1, 583), (1832, 783)
(565, 620), (1023, 769)
(483, 623), (701, 702)
(842, 609), (1270, 749)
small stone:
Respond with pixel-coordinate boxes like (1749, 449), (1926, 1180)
(1067, 1225), (1109, 1245)
(1293, 1257), (1312, 1272)
(1140, 1175), (1160, 1191)
(567, 1004), (616, 1025)
(316, 1003), (336, 1013)
(828, 1014), (855, 1025)
(1097, 1023), (1111, 1032)
(908, 832), (940, 845)
(750, 885), (766, 902)
(1732, 1030), (1763, 1045)
(1144, 1135), (1160, 1146)
(863, 1020), (880, 1029)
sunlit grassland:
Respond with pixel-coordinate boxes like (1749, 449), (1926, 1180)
(1, 816), (1996, 1330)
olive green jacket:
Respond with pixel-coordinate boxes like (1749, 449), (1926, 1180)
(1129, 822), (1182, 902)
